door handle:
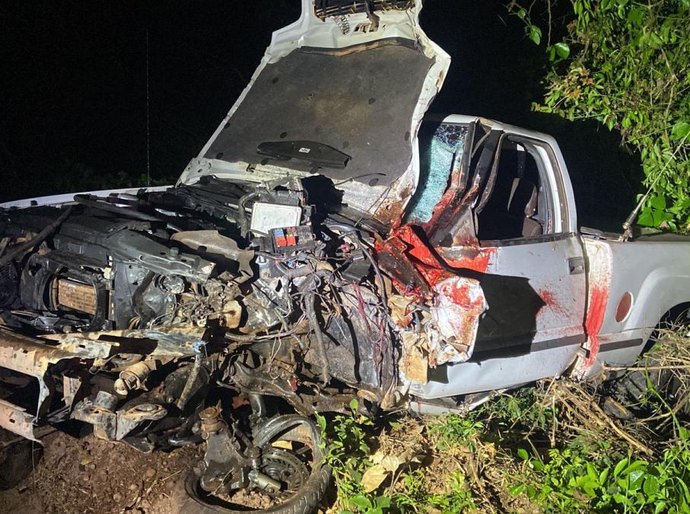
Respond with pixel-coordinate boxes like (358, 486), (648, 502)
(568, 257), (585, 275)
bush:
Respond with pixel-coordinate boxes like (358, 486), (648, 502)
(512, 0), (690, 231)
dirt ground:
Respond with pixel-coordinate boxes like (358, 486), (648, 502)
(0, 430), (203, 514)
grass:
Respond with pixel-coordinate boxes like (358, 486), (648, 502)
(318, 328), (690, 513)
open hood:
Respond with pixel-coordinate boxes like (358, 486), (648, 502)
(178, 0), (449, 223)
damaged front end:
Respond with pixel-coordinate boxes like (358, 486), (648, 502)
(0, 175), (402, 448)
(0, 0), (456, 449)
(0, 0), (495, 508)
(377, 225), (488, 387)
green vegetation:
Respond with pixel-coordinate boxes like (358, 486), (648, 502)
(318, 331), (690, 513)
(514, 435), (690, 513)
(512, 0), (690, 231)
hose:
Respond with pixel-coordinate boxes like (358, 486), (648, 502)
(0, 205), (74, 268)
(304, 289), (330, 385)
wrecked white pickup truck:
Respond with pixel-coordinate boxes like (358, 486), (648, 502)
(1, 0), (690, 511)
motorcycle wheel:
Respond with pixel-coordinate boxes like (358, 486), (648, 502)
(174, 415), (330, 514)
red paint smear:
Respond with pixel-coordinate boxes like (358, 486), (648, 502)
(438, 280), (485, 310)
(386, 225), (455, 287)
(584, 286), (609, 366)
(393, 225), (495, 277)
(377, 225), (497, 299)
(394, 226), (440, 267)
(540, 289), (557, 307)
(443, 248), (496, 274)
(538, 289), (568, 318)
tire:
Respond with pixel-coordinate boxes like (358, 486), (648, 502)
(0, 429), (43, 490)
(603, 337), (690, 424)
(172, 415), (331, 514)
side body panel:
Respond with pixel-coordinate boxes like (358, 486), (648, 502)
(410, 236), (587, 399)
(579, 237), (690, 372)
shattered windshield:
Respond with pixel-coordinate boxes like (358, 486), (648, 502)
(406, 122), (469, 223)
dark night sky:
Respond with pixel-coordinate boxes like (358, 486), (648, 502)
(0, 1), (641, 227)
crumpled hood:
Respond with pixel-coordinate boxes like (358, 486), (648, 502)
(178, 0), (450, 223)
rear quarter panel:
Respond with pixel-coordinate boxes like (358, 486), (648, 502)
(583, 236), (690, 367)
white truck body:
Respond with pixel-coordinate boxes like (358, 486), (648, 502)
(0, 0), (689, 441)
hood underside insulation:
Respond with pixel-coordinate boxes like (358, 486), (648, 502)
(205, 40), (433, 187)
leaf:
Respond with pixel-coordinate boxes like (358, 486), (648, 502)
(599, 468), (609, 484)
(613, 458), (629, 477)
(349, 398), (359, 413)
(361, 464), (390, 493)
(648, 32), (663, 49)
(627, 468), (646, 489)
(349, 494), (372, 510)
(376, 496), (391, 509)
(510, 484), (526, 495)
(516, 7), (527, 19)
(637, 207), (654, 227)
(586, 463), (599, 482)
(517, 448), (530, 461)
(528, 25), (542, 45)
(624, 460), (648, 475)
(548, 45), (557, 62)
(554, 42), (570, 59)
(650, 195), (666, 211)
(315, 414), (327, 434)
(671, 121), (690, 141)
(643, 475), (660, 496)
(613, 492), (627, 504)
(369, 450), (404, 474)
(627, 6), (646, 25)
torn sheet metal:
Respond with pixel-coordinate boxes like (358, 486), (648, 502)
(171, 230), (255, 282)
(43, 325), (207, 359)
(399, 332), (428, 384)
(376, 224), (455, 299)
(429, 276), (487, 363)
(396, 277), (486, 384)
(388, 294), (415, 328)
(0, 328), (83, 423)
(377, 224), (488, 383)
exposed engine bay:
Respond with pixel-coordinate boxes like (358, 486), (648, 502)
(0, 173), (405, 511)
(0, 175), (400, 425)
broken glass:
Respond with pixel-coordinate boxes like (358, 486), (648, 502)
(406, 123), (468, 223)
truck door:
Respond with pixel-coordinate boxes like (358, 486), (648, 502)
(409, 120), (587, 397)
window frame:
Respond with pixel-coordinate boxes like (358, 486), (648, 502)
(474, 134), (558, 247)
(411, 118), (574, 249)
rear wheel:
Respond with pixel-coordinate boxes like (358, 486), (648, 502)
(603, 331), (690, 431)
